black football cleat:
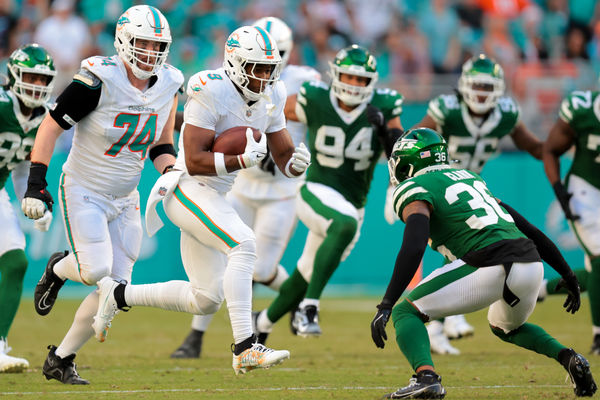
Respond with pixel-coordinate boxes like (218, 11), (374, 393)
(170, 329), (203, 359)
(590, 334), (600, 355)
(560, 348), (597, 397)
(34, 251), (68, 316)
(385, 370), (446, 399)
(42, 345), (89, 385)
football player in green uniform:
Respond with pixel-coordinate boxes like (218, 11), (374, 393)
(0, 44), (55, 372)
(371, 128), (595, 399)
(542, 89), (600, 354)
(409, 54), (543, 353)
(254, 45), (404, 339)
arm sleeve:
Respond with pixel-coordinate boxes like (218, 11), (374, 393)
(380, 213), (430, 308)
(499, 201), (574, 278)
(10, 160), (30, 202)
(380, 127), (403, 158)
(49, 79), (102, 130)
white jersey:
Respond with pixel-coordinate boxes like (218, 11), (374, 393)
(62, 55), (184, 197)
(175, 67), (287, 193)
(231, 65), (320, 200)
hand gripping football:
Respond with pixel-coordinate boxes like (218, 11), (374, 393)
(211, 126), (262, 155)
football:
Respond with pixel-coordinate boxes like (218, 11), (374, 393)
(211, 126), (262, 155)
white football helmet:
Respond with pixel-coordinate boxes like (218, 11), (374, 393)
(114, 5), (171, 80)
(223, 25), (282, 102)
(253, 17), (293, 69)
(458, 54), (505, 114)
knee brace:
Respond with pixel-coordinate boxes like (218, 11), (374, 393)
(190, 286), (222, 315)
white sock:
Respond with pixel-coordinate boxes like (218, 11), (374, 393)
(55, 290), (98, 358)
(125, 280), (206, 314)
(267, 264), (289, 291)
(593, 326), (600, 336)
(53, 253), (83, 283)
(224, 242), (255, 344)
(298, 298), (319, 309)
(257, 309), (274, 333)
(191, 314), (214, 331)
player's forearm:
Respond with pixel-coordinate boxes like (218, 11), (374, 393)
(30, 115), (64, 166)
(542, 149), (562, 185)
(380, 213), (430, 308)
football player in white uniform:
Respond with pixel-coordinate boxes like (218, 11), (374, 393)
(0, 44), (56, 373)
(21, 5), (183, 384)
(92, 25), (310, 375)
(171, 16), (321, 359)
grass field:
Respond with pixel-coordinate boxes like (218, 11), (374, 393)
(1, 295), (597, 399)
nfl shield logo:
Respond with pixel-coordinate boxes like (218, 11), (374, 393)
(246, 109), (252, 117)
(158, 186), (167, 196)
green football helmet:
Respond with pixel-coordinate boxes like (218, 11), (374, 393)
(388, 128), (449, 186)
(328, 44), (378, 106)
(458, 54), (505, 114)
(7, 44), (56, 108)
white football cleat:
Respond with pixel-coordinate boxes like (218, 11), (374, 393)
(427, 320), (460, 355)
(232, 342), (290, 375)
(443, 315), (474, 339)
(92, 277), (121, 342)
(0, 339), (29, 373)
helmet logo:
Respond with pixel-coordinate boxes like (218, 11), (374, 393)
(226, 33), (241, 53)
(13, 49), (29, 62)
(254, 26), (274, 59)
(116, 14), (129, 31)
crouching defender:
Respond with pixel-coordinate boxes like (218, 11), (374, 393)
(371, 128), (596, 399)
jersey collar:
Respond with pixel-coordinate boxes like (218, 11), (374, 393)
(460, 101), (501, 137)
(329, 89), (367, 125)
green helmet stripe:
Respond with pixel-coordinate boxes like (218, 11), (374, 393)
(149, 6), (163, 35)
(254, 26), (274, 57)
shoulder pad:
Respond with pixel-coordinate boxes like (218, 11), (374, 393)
(73, 68), (102, 89)
(372, 87), (403, 117)
(497, 96), (520, 116)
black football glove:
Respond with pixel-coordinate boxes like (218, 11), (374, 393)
(371, 303), (392, 349)
(366, 104), (385, 131)
(22, 162), (53, 217)
(552, 182), (579, 221)
(555, 273), (581, 314)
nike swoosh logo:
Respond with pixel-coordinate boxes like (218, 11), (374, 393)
(87, 60), (94, 66)
(37, 286), (53, 310)
(199, 77), (207, 85)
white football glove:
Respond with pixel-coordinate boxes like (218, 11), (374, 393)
(288, 142), (311, 175)
(22, 197), (46, 220)
(237, 128), (267, 169)
(384, 184), (399, 225)
(34, 210), (53, 232)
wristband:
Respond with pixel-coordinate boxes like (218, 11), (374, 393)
(214, 152), (228, 175)
(284, 158), (295, 178)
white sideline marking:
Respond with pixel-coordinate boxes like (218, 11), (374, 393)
(0, 384), (571, 396)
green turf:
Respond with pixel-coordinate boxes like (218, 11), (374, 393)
(1, 296), (597, 399)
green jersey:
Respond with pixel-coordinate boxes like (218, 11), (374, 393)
(427, 94), (520, 173)
(296, 80), (403, 208)
(558, 90), (600, 189)
(391, 166), (525, 261)
(0, 88), (47, 190)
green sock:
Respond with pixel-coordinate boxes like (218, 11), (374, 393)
(266, 269), (308, 323)
(304, 214), (357, 299)
(491, 323), (565, 361)
(546, 269), (590, 294)
(587, 258), (600, 326)
(0, 249), (28, 338)
(392, 300), (433, 370)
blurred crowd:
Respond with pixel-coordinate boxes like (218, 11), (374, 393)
(0, 0), (599, 105)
